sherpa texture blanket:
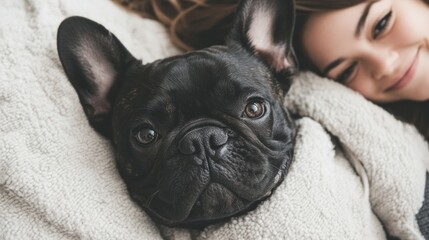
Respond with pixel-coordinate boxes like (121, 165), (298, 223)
(1, 0), (428, 239)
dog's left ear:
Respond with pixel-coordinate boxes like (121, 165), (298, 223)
(227, 0), (296, 71)
(57, 16), (136, 137)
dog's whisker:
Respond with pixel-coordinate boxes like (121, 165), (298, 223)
(145, 190), (160, 207)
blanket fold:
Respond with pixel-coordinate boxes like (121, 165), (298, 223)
(285, 72), (429, 239)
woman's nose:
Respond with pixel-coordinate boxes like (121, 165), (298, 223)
(368, 48), (399, 80)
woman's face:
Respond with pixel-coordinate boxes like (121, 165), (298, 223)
(302, 0), (429, 102)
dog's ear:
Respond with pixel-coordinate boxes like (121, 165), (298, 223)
(227, 0), (296, 72)
(57, 16), (136, 137)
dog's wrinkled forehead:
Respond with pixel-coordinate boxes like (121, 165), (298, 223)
(120, 46), (276, 115)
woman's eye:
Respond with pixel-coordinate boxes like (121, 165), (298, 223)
(336, 62), (357, 84)
(134, 128), (159, 145)
(373, 10), (392, 39)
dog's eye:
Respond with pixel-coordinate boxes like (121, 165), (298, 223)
(135, 128), (158, 145)
(244, 100), (265, 119)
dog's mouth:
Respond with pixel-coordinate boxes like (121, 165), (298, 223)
(138, 145), (290, 228)
(144, 180), (278, 228)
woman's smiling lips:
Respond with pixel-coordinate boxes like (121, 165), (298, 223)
(386, 49), (420, 92)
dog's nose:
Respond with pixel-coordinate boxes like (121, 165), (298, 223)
(178, 126), (228, 155)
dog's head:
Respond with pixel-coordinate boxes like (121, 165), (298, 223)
(57, 0), (296, 228)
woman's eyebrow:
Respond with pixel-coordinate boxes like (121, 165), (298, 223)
(355, 0), (380, 37)
(322, 0), (381, 76)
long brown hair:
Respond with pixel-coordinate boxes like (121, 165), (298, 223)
(113, 0), (238, 51)
(292, 0), (429, 141)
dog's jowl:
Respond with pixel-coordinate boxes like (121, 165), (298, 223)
(57, 0), (296, 228)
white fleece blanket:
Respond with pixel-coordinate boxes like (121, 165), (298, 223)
(1, 0), (428, 239)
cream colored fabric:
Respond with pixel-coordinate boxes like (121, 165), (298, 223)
(284, 72), (429, 239)
(0, 0), (179, 239)
(1, 0), (428, 239)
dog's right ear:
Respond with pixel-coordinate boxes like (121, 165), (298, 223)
(227, 0), (296, 72)
(57, 16), (136, 137)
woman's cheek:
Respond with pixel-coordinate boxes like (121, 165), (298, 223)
(348, 74), (374, 99)
(391, 3), (429, 44)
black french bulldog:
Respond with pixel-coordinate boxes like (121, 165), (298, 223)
(57, 0), (296, 228)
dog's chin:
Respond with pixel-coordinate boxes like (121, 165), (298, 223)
(146, 183), (264, 228)
(145, 168), (286, 228)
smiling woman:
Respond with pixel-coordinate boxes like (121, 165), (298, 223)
(293, 0), (429, 140)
